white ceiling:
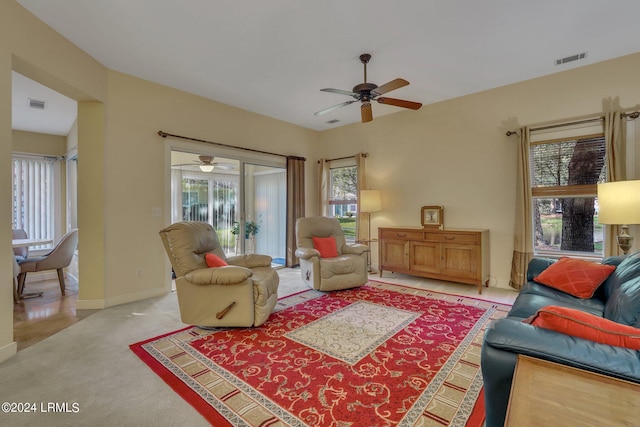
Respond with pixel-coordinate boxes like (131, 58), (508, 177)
(12, 71), (77, 136)
(13, 0), (640, 134)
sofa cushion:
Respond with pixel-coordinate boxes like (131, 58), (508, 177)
(525, 305), (640, 350)
(601, 251), (640, 300)
(604, 276), (640, 327)
(508, 292), (605, 320)
(312, 236), (339, 258)
(533, 257), (615, 298)
(205, 253), (228, 268)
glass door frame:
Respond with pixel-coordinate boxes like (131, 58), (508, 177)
(165, 139), (287, 257)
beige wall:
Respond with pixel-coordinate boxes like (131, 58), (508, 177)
(101, 70), (318, 305)
(319, 52), (640, 287)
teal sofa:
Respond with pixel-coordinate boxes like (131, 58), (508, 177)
(481, 251), (640, 427)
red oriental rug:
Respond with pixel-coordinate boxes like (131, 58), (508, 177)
(130, 281), (511, 426)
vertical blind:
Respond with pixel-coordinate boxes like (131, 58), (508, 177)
(12, 156), (56, 245)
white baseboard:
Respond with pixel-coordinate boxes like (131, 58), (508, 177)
(77, 286), (168, 310)
(76, 299), (105, 310)
(0, 341), (17, 364)
(106, 287), (168, 307)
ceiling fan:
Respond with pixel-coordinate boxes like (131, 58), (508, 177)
(314, 53), (422, 123)
(174, 155), (234, 172)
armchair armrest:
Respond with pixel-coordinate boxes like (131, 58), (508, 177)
(296, 247), (320, 260)
(185, 266), (252, 285)
(342, 243), (369, 256)
(227, 254), (272, 268)
(484, 318), (640, 382)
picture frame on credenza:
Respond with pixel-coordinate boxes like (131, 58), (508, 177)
(421, 205), (444, 229)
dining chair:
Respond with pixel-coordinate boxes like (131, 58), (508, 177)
(12, 256), (21, 303)
(12, 229), (28, 262)
(17, 229), (78, 298)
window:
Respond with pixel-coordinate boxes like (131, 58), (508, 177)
(12, 155), (59, 248)
(530, 133), (606, 256)
(328, 165), (357, 241)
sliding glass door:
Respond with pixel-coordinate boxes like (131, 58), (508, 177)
(243, 163), (286, 265)
(170, 151), (286, 264)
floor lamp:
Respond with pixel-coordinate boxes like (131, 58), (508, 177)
(360, 189), (382, 272)
(597, 180), (640, 254)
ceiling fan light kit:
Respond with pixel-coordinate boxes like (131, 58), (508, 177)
(174, 155), (234, 172)
(315, 53), (422, 123)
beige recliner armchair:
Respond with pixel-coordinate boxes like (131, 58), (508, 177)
(159, 221), (279, 328)
(295, 216), (369, 291)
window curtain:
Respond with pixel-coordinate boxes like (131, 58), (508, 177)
(355, 153), (367, 242)
(604, 111), (626, 256)
(318, 158), (330, 217)
(509, 127), (533, 290)
(286, 156), (305, 267)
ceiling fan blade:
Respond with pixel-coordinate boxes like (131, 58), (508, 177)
(371, 78), (409, 96)
(320, 88), (358, 97)
(361, 103), (373, 123)
(213, 162), (235, 170)
(377, 97), (422, 110)
(314, 100), (357, 116)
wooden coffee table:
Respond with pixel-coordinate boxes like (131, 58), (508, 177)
(505, 355), (640, 426)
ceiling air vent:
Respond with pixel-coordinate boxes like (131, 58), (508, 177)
(29, 98), (47, 110)
(28, 98), (47, 110)
(326, 119), (340, 124)
(555, 52), (587, 66)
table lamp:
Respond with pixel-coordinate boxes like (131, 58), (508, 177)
(597, 180), (640, 254)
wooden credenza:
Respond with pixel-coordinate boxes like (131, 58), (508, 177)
(378, 227), (489, 293)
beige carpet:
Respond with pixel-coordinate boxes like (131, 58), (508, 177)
(0, 268), (516, 426)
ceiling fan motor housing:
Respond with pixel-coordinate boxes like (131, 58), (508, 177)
(352, 82), (378, 102)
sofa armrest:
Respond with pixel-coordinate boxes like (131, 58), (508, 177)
(296, 247), (320, 260)
(227, 254), (272, 268)
(185, 266), (252, 285)
(342, 243), (369, 256)
(484, 318), (640, 382)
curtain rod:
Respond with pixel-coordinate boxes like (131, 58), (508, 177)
(158, 130), (306, 161)
(505, 111), (640, 137)
(317, 153), (369, 164)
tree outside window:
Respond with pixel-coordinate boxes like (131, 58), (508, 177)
(530, 134), (606, 256)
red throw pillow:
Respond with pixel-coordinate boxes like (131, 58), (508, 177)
(205, 253), (228, 268)
(312, 236), (339, 258)
(533, 257), (615, 298)
(524, 305), (640, 350)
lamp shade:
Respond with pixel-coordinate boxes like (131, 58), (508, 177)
(199, 164), (214, 172)
(597, 180), (640, 225)
(360, 190), (382, 213)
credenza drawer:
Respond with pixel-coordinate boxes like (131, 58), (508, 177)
(424, 232), (478, 244)
(380, 230), (424, 240)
